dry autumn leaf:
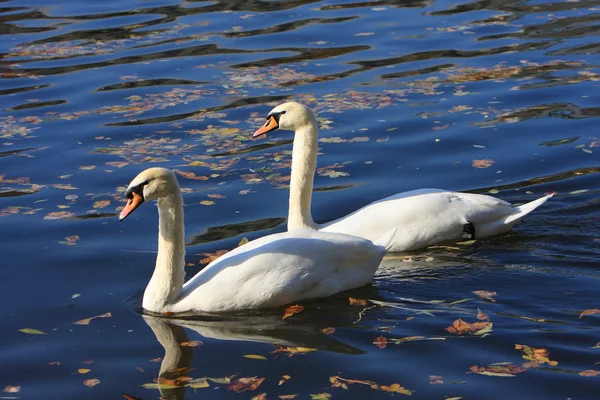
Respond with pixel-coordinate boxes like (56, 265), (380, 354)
(579, 309), (600, 318)
(179, 340), (202, 347)
(469, 364), (526, 377)
(199, 249), (229, 264)
(272, 346), (316, 357)
(472, 159), (495, 168)
(446, 318), (493, 335)
(477, 308), (489, 321)
(348, 297), (368, 306)
(93, 200), (111, 209)
(321, 327), (335, 335)
(122, 394), (144, 400)
(282, 304), (304, 319)
(279, 375), (291, 385)
(176, 170), (209, 180)
(73, 312), (112, 325)
(78, 368), (91, 374)
(429, 375), (443, 384)
(379, 383), (413, 395)
(19, 328), (46, 335)
(200, 200), (215, 206)
(279, 395), (298, 399)
(515, 344), (558, 366)
(83, 379), (100, 387)
(473, 290), (497, 302)
(244, 354), (267, 360)
(251, 394), (267, 400)
(228, 377), (265, 393)
(578, 370), (600, 377)
(374, 336), (388, 349)
(44, 211), (75, 220)
(3, 386), (20, 393)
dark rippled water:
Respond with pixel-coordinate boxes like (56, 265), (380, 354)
(1, 0), (600, 398)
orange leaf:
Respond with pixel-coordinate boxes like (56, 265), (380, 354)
(73, 312), (112, 325)
(515, 344), (558, 366)
(348, 297), (368, 306)
(228, 377), (265, 393)
(176, 170), (209, 180)
(123, 394), (143, 400)
(3, 386), (20, 393)
(282, 304), (304, 320)
(579, 370), (600, 377)
(279, 395), (298, 399)
(472, 159), (495, 168)
(379, 383), (413, 395)
(579, 309), (600, 318)
(374, 336), (387, 349)
(180, 340), (202, 347)
(321, 327), (336, 335)
(445, 318), (492, 335)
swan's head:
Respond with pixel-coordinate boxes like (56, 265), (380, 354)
(253, 102), (315, 138)
(119, 167), (179, 221)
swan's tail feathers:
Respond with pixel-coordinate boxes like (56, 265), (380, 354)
(374, 228), (397, 252)
(504, 193), (554, 225)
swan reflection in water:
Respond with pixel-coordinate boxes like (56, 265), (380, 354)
(142, 310), (365, 400)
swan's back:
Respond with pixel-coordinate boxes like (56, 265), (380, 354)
(175, 229), (384, 312)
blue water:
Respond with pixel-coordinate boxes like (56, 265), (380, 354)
(1, 0), (599, 398)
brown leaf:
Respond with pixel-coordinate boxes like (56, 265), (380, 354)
(93, 200), (111, 209)
(429, 375), (443, 384)
(199, 249), (229, 265)
(176, 170), (209, 180)
(44, 211), (75, 220)
(348, 297), (368, 306)
(73, 312), (112, 325)
(251, 393), (267, 400)
(51, 183), (78, 190)
(279, 395), (298, 399)
(282, 304), (304, 320)
(83, 379), (100, 387)
(578, 370), (600, 377)
(79, 165), (96, 171)
(278, 375), (291, 385)
(469, 364), (526, 377)
(228, 377), (265, 393)
(122, 394), (143, 400)
(477, 308), (489, 321)
(3, 386), (20, 393)
(106, 161), (129, 168)
(321, 327), (335, 335)
(446, 318), (492, 335)
(374, 336), (388, 349)
(472, 159), (495, 168)
(579, 309), (600, 318)
(515, 344), (558, 366)
(473, 290), (497, 302)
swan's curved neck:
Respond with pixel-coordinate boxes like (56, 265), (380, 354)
(143, 190), (186, 312)
(288, 121), (319, 230)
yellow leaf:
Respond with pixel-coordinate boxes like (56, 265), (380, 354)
(78, 368), (91, 374)
(244, 354), (267, 360)
(200, 200), (215, 206)
(83, 379), (100, 387)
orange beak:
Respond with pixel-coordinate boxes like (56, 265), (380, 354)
(119, 192), (144, 221)
(253, 116), (279, 138)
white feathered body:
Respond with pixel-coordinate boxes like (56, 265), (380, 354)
(171, 229), (387, 313)
(320, 189), (552, 252)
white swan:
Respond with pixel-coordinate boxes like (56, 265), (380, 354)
(119, 167), (391, 314)
(253, 102), (553, 252)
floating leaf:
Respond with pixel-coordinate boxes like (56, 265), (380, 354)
(477, 308), (489, 321)
(180, 340), (202, 347)
(106, 161), (129, 168)
(374, 336), (388, 349)
(569, 189), (588, 195)
(200, 200), (215, 206)
(79, 165), (96, 171)
(73, 312), (112, 325)
(19, 328), (46, 335)
(123, 394), (143, 400)
(283, 304), (304, 320)
(187, 378), (210, 388)
(279, 375), (291, 385)
(251, 393), (267, 400)
(228, 377), (265, 393)
(446, 319), (493, 335)
(349, 297), (368, 306)
(78, 368), (91, 374)
(176, 170), (209, 180)
(579, 370), (600, 377)
(51, 183), (78, 190)
(515, 344), (558, 366)
(238, 237), (249, 247)
(579, 309), (600, 318)
(93, 200), (110, 209)
(469, 364), (525, 377)
(472, 159), (495, 169)
(272, 346), (316, 357)
(310, 394), (331, 399)
(207, 376), (233, 384)
(473, 290), (497, 302)
(429, 375), (443, 384)
(83, 379), (100, 387)
(379, 383), (413, 395)
(140, 383), (180, 389)
(279, 395), (298, 399)
(3, 385), (20, 393)
(44, 211), (75, 220)
(72, 293), (81, 299)
(321, 327), (335, 335)
(244, 354), (267, 360)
